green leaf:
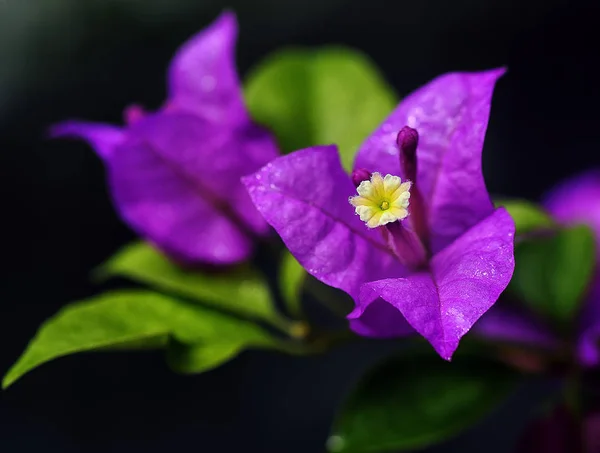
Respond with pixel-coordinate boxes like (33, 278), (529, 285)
(509, 224), (596, 324)
(245, 47), (397, 171)
(495, 198), (555, 234)
(96, 241), (282, 326)
(279, 251), (306, 319)
(3, 290), (278, 388)
(166, 338), (249, 374)
(328, 353), (518, 452)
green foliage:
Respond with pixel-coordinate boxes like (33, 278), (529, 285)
(509, 224), (596, 324)
(328, 353), (518, 452)
(96, 241), (282, 325)
(166, 338), (256, 374)
(3, 290), (279, 388)
(495, 199), (555, 234)
(245, 46), (398, 171)
(279, 251), (306, 318)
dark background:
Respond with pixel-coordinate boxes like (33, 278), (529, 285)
(0, 0), (598, 451)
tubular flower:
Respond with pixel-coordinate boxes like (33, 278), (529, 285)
(50, 12), (278, 265)
(244, 69), (515, 359)
(349, 173), (411, 228)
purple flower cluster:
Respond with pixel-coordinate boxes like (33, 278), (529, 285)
(244, 69), (515, 359)
(55, 11), (600, 363)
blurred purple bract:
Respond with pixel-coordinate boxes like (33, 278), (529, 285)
(51, 12), (279, 265)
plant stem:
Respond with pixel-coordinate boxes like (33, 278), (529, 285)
(267, 312), (308, 338)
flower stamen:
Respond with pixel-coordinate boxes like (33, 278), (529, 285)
(349, 172), (411, 228)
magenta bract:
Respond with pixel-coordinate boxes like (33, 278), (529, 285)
(51, 12), (278, 265)
(244, 69), (515, 359)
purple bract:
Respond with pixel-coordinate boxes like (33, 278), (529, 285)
(51, 12), (278, 265)
(244, 69), (515, 359)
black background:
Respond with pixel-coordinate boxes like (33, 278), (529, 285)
(0, 0), (597, 451)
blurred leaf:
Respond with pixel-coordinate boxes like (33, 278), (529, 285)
(106, 335), (169, 350)
(509, 224), (596, 324)
(327, 353), (518, 452)
(96, 241), (281, 325)
(167, 338), (249, 374)
(3, 290), (278, 388)
(495, 199), (555, 234)
(244, 46), (397, 171)
(279, 251), (306, 318)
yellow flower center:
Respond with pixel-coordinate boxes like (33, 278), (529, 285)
(349, 172), (411, 228)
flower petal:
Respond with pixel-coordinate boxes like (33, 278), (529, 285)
(349, 297), (414, 338)
(130, 112), (277, 236)
(350, 207), (515, 359)
(108, 120), (253, 264)
(49, 121), (124, 160)
(243, 146), (404, 299)
(354, 69), (505, 253)
(351, 273), (441, 348)
(227, 123), (281, 234)
(52, 111), (277, 265)
(167, 11), (248, 125)
(543, 169), (600, 250)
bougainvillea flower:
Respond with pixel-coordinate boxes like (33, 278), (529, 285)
(244, 69), (515, 359)
(545, 170), (600, 365)
(50, 12), (278, 265)
(475, 169), (600, 365)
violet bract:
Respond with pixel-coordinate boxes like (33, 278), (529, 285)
(243, 69), (515, 359)
(50, 12), (278, 265)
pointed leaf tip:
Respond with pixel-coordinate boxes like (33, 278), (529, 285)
(3, 289), (280, 388)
